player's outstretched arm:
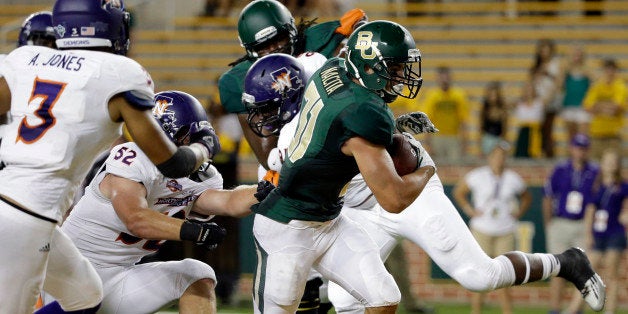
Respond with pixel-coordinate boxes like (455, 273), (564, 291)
(342, 136), (435, 213)
(193, 180), (276, 218)
(102, 173), (227, 250)
(102, 173), (185, 240)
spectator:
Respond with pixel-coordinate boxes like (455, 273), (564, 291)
(514, 80), (545, 158)
(568, 149), (626, 314)
(531, 39), (561, 158)
(583, 58), (627, 160)
(480, 81), (509, 156)
(558, 44), (592, 142)
(454, 140), (532, 314)
(420, 66), (470, 161)
(543, 133), (600, 314)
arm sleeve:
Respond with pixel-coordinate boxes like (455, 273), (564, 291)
(341, 102), (394, 147)
(104, 143), (157, 188)
(112, 58), (154, 105)
(218, 70), (247, 114)
(304, 21), (345, 58)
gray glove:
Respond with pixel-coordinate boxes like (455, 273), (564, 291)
(401, 132), (436, 170)
(395, 111), (439, 135)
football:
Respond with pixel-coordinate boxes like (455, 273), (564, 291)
(386, 133), (419, 176)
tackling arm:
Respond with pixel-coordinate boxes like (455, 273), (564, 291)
(342, 136), (434, 213)
(192, 185), (258, 218)
(101, 173), (184, 240)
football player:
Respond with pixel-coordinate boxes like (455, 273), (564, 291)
(39, 91), (274, 314)
(219, 0), (367, 171)
(246, 21), (435, 313)
(0, 1), (219, 313)
(246, 21), (607, 314)
(0, 11), (56, 163)
(220, 1), (365, 311)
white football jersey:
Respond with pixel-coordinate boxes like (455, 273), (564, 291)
(0, 45), (154, 221)
(62, 142), (223, 267)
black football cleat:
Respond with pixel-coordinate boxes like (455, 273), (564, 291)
(557, 247), (606, 312)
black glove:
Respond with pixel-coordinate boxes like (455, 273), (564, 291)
(395, 111), (439, 135)
(180, 220), (226, 251)
(189, 121), (221, 160)
(255, 180), (276, 202)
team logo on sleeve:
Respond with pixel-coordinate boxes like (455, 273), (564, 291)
(271, 68), (303, 95)
(166, 179), (182, 192)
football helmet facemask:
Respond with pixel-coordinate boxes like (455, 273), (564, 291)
(52, 0), (131, 55)
(345, 20), (422, 103)
(18, 11), (56, 48)
(242, 53), (305, 137)
(153, 91), (209, 146)
(237, 0), (297, 58)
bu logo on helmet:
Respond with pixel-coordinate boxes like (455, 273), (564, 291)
(354, 31), (378, 60)
(271, 67), (303, 94)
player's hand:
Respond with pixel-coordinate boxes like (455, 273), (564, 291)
(255, 179), (276, 202)
(184, 220), (226, 251)
(189, 121), (221, 160)
(401, 132), (436, 171)
(395, 111), (439, 135)
(335, 8), (368, 36)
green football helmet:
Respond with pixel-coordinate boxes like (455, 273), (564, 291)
(237, 0), (297, 58)
(345, 20), (422, 103)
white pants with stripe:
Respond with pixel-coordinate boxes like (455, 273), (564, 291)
(252, 213), (400, 314)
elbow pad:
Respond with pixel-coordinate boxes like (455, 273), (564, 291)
(156, 147), (198, 178)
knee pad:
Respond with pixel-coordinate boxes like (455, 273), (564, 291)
(264, 254), (305, 306)
(366, 272), (400, 307)
(453, 256), (515, 292)
(178, 259), (217, 283)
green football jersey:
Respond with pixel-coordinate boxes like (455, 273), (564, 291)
(218, 21), (345, 114)
(251, 58), (395, 223)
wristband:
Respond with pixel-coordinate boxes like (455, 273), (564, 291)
(180, 220), (202, 242)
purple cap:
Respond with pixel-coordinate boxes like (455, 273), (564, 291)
(570, 133), (590, 148)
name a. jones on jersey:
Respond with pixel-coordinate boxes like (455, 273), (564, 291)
(320, 67), (344, 95)
(28, 53), (84, 72)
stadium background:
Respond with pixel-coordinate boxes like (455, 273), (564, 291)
(0, 0), (626, 312)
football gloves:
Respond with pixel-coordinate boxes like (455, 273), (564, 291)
(335, 8), (368, 36)
(189, 121), (221, 160)
(401, 132), (436, 170)
(395, 111), (439, 135)
(180, 220), (226, 251)
(255, 179), (276, 202)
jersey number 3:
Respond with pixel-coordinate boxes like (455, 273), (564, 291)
(16, 78), (67, 144)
